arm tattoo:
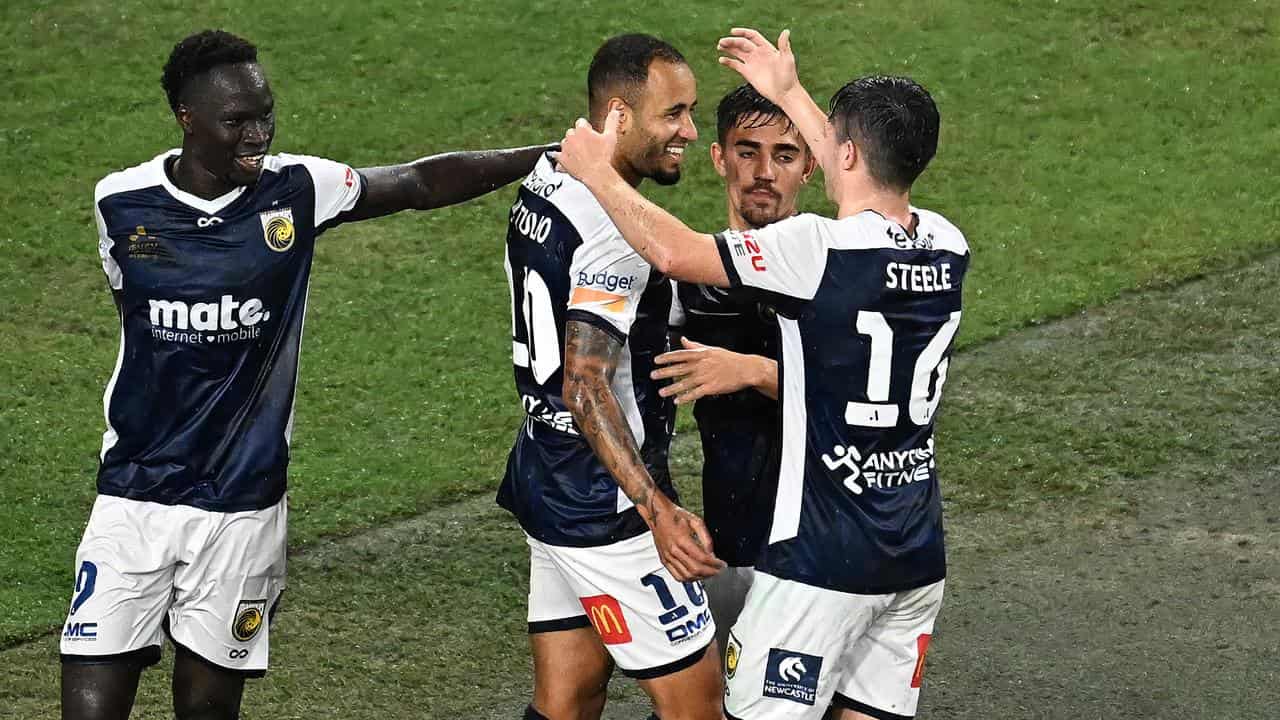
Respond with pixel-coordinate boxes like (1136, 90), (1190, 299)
(562, 320), (661, 518)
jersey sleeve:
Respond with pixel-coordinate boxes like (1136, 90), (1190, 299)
(565, 226), (652, 343)
(281, 154), (365, 230)
(714, 213), (830, 301)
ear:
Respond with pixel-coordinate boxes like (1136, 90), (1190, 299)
(175, 104), (194, 135)
(801, 150), (818, 184)
(840, 139), (857, 172)
(607, 98), (630, 134)
(710, 142), (728, 178)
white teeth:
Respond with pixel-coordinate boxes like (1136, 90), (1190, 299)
(666, 146), (684, 156)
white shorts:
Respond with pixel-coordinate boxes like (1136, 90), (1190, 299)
(59, 494), (288, 675)
(526, 532), (716, 678)
(724, 573), (944, 720)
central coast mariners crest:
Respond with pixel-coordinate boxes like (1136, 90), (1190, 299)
(725, 632), (742, 679)
(232, 599), (268, 642)
(259, 207), (295, 252)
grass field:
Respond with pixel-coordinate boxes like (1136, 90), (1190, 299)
(1, 0), (1277, 715)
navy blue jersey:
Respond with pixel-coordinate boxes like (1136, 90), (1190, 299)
(93, 150), (364, 512)
(715, 210), (969, 594)
(669, 282), (779, 567)
(497, 154), (677, 547)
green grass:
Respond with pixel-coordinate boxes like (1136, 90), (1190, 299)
(2, 0), (1277, 643)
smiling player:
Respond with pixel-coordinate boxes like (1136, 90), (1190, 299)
(61, 29), (552, 720)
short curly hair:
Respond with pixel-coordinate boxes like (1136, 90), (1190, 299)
(161, 30), (258, 111)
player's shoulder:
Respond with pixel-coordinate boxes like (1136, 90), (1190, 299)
(911, 207), (970, 256)
(529, 154), (616, 245)
(265, 152), (350, 179)
(95, 150), (173, 203)
(830, 209), (969, 256)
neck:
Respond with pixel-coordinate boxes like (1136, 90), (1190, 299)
(172, 145), (236, 200)
(835, 176), (912, 226)
(611, 153), (643, 188)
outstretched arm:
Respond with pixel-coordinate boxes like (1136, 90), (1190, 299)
(717, 28), (836, 174)
(344, 144), (554, 222)
(563, 320), (724, 581)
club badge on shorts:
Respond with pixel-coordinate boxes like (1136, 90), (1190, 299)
(232, 599), (268, 642)
(725, 631), (741, 680)
(259, 208), (295, 252)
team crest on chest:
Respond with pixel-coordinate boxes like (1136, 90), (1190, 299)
(259, 208), (295, 252)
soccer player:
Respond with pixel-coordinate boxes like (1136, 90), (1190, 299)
(61, 30), (553, 720)
(658, 83), (815, 657)
(497, 34), (724, 720)
(556, 27), (968, 720)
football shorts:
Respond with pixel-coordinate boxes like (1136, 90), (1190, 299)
(59, 494), (287, 676)
(526, 531), (715, 678)
(724, 572), (944, 720)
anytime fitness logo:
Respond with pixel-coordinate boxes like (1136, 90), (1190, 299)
(822, 439), (936, 495)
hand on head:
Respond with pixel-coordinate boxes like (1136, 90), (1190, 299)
(716, 28), (799, 103)
(556, 107), (622, 183)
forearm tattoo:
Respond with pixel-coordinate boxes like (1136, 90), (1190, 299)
(563, 320), (661, 519)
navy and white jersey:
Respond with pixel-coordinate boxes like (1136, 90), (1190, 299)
(497, 154), (677, 547)
(715, 209), (969, 594)
(94, 149), (364, 512)
(669, 282), (779, 568)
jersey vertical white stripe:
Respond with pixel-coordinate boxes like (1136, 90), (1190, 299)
(612, 337), (645, 514)
(768, 316), (807, 544)
(99, 320), (127, 461)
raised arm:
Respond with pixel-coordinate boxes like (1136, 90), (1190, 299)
(563, 320), (724, 581)
(344, 143), (555, 222)
(557, 113), (730, 287)
(717, 29), (835, 174)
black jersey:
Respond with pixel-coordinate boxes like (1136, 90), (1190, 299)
(669, 282), (779, 567)
(497, 154), (677, 547)
(715, 209), (969, 594)
(93, 150), (363, 512)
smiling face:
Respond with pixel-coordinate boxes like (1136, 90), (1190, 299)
(176, 62), (275, 191)
(616, 59), (698, 186)
(712, 114), (814, 229)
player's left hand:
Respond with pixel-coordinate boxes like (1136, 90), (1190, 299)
(652, 337), (758, 405)
(556, 107), (620, 186)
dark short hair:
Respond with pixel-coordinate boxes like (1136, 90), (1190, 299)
(716, 83), (800, 148)
(587, 34), (686, 115)
(828, 76), (939, 191)
(161, 30), (258, 111)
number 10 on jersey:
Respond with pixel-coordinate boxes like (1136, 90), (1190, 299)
(505, 251), (560, 384)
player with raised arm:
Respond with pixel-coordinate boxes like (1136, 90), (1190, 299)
(497, 33), (725, 720)
(61, 30), (553, 720)
(557, 28), (967, 720)
(658, 83), (815, 659)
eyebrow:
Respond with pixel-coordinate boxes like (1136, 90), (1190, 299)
(664, 100), (697, 113)
(733, 140), (803, 153)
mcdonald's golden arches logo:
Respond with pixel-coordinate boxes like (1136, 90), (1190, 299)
(579, 594), (632, 645)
